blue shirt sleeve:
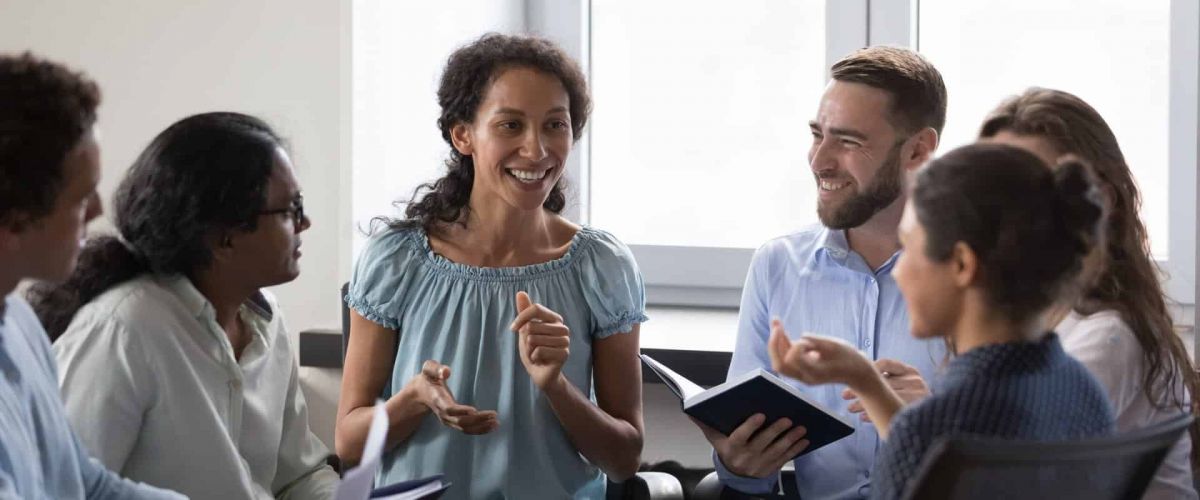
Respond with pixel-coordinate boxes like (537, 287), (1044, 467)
(713, 244), (782, 494)
(345, 228), (422, 331)
(0, 467), (18, 500)
(576, 229), (648, 338)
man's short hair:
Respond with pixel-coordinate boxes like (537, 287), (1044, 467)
(831, 46), (947, 136)
(0, 52), (101, 225)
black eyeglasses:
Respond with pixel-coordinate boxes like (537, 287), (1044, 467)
(259, 196), (305, 225)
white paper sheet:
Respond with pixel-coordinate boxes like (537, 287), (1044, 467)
(334, 400), (389, 500)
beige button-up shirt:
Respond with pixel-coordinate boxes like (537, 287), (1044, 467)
(54, 275), (338, 499)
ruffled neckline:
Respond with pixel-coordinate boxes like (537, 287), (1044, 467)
(411, 225), (598, 282)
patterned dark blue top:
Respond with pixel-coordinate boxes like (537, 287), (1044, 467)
(871, 333), (1116, 500)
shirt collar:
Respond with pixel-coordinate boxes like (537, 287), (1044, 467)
(816, 227), (852, 265)
(162, 275), (274, 348)
(816, 226), (903, 274)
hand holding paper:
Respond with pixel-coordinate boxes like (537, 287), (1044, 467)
(334, 402), (389, 500)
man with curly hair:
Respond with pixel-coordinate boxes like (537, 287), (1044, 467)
(0, 52), (183, 499)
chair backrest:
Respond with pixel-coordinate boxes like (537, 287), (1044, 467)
(902, 414), (1194, 500)
(341, 281), (350, 362)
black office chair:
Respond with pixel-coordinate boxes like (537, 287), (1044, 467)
(339, 283), (685, 500)
(902, 414), (1194, 500)
(691, 414), (1193, 500)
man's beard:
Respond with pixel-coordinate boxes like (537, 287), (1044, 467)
(817, 144), (904, 229)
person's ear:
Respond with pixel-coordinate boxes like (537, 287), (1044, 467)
(903, 127), (939, 172)
(0, 214), (34, 253)
(208, 230), (235, 263)
(0, 225), (19, 255)
(950, 241), (979, 288)
(450, 122), (474, 156)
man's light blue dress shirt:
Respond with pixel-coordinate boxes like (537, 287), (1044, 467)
(0, 295), (182, 499)
(715, 226), (947, 499)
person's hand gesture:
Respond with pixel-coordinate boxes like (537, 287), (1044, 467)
(767, 319), (874, 388)
(842, 359), (929, 422)
(410, 360), (498, 434)
(511, 291), (571, 390)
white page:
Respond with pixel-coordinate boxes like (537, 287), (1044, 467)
(335, 400), (389, 500)
(641, 354), (706, 401)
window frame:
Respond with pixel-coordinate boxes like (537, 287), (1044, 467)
(528, 0), (1198, 323)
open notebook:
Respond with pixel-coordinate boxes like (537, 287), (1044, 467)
(641, 353), (854, 458)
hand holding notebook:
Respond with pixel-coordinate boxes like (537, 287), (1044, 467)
(640, 353), (854, 460)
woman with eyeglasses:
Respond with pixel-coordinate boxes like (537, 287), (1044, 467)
(27, 112), (339, 499)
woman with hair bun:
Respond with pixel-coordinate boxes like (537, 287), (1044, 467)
(768, 143), (1117, 499)
(981, 88), (1198, 499)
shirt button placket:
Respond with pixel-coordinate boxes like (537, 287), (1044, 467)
(865, 276), (879, 352)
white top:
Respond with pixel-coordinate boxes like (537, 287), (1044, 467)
(53, 275), (339, 500)
(1057, 309), (1197, 500)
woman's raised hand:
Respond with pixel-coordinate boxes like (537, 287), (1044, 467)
(511, 291), (571, 390)
(767, 319), (875, 388)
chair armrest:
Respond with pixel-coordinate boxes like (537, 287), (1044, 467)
(691, 470), (795, 499)
(691, 471), (724, 500)
(613, 471), (684, 500)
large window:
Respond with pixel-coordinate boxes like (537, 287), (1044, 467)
(576, 0), (1195, 311)
(590, 0), (826, 249)
(354, 1), (1199, 351)
(919, 0), (1171, 258)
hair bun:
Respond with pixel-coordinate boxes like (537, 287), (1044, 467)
(1052, 156), (1106, 258)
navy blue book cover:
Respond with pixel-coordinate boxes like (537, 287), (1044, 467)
(685, 375), (855, 458)
(370, 474), (449, 499)
(641, 354), (854, 459)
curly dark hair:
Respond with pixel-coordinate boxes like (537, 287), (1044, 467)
(27, 112), (283, 341)
(981, 87), (1200, 468)
(0, 52), (100, 225)
(385, 33), (591, 233)
(913, 143), (1106, 325)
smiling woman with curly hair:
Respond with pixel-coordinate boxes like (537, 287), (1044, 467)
(336, 33), (645, 499)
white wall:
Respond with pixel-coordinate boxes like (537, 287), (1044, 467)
(0, 0), (353, 335)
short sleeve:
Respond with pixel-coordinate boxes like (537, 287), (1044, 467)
(344, 228), (424, 331)
(576, 229), (648, 338)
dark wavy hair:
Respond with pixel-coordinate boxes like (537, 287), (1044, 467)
(27, 112), (283, 341)
(913, 143), (1106, 326)
(0, 52), (100, 226)
(384, 33), (590, 233)
(981, 87), (1200, 467)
